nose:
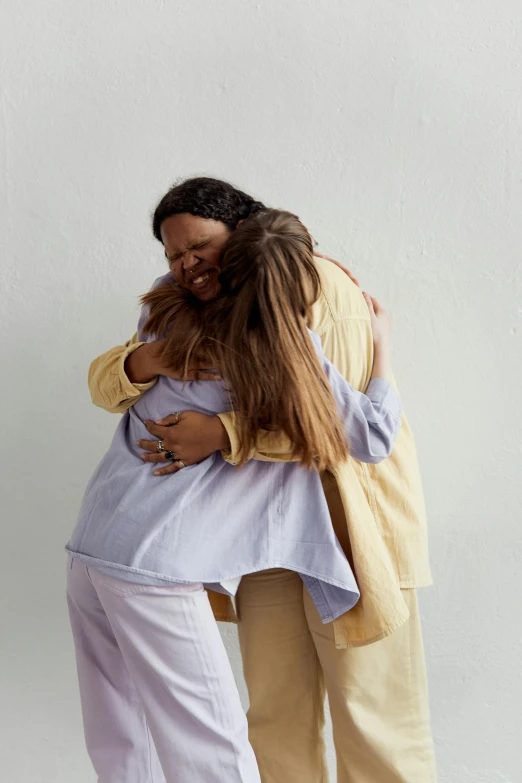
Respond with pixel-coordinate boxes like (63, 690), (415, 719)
(182, 252), (201, 272)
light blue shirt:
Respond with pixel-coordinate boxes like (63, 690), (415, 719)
(66, 300), (402, 623)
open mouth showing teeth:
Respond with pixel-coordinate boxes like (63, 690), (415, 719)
(190, 271), (215, 287)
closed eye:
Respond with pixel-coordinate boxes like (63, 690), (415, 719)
(165, 240), (210, 262)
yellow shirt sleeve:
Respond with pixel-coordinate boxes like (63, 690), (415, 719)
(88, 333), (158, 414)
(216, 412), (298, 466)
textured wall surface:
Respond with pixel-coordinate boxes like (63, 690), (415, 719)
(1, 2), (521, 781)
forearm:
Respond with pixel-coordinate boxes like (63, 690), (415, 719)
(125, 342), (162, 384)
(89, 274), (171, 414)
(329, 370), (402, 463)
(370, 340), (393, 383)
(88, 335), (158, 413)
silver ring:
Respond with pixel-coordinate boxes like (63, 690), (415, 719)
(172, 411), (183, 423)
(163, 450), (175, 460)
(176, 460), (187, 469)
(156, 440), (165, 453)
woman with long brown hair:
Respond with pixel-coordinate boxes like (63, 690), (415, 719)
(66, 208), (401, 782)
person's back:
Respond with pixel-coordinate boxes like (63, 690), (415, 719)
(68, 321), (361, 620)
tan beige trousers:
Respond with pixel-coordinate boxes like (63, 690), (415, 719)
(236, 569), (437, 783)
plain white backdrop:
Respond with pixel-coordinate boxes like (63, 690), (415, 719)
(1, 2), (521, 781)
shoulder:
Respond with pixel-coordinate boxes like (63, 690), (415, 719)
(312, 256), (370, 331)
(149, 271), (175, 291)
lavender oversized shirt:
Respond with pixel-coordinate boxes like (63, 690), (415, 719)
(66, 302), (402, 623)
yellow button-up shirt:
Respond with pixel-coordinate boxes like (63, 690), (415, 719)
(88, 257), (431, 647)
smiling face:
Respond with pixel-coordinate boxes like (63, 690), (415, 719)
(160, 213), (232, 301)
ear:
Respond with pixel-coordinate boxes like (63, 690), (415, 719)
(236, 219), (244, 228)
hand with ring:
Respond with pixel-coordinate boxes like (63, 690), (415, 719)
(155, 439), (184, 465)
(138, 410), (231, 477)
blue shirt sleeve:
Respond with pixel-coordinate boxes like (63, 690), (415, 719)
(309, 331), (403, 464)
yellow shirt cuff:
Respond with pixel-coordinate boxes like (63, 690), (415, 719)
(216, 412), (241, 466)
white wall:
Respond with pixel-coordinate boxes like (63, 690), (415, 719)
(1, 2), (521, 781)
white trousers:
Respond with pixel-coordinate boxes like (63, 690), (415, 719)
(66, 558), (260, 783)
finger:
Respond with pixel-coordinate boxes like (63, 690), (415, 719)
(341, 267), (359, 284)
(370, 296), (385, 315)
(140, 452), (175, 463)
(363, 292), (375, 315)
(153, 463), (181, 477)
(144, 420), (167, 437)
(137, 438), (165, 452)
(315, 253), (360, 286)
(155, 413), (183, 426)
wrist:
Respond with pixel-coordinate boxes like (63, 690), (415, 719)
(373, 333), (390, 350)
(371, 340), (392, 381)
(146, 342), (165, 375)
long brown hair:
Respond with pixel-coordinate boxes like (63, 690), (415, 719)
(142, 210), (349, 470)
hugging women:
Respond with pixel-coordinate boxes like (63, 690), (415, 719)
(68, 178), (436, 782)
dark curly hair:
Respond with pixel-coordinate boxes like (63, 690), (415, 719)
(152, 177), (265, 242)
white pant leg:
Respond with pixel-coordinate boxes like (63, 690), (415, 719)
(87, 565), (260, 783)
(67, 558), (165, 783)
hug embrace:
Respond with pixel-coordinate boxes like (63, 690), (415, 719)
(66, 177), (436, 782)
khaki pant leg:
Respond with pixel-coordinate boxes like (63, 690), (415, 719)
(237, 569), (329, 783)
(304, 587), (437, 783)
